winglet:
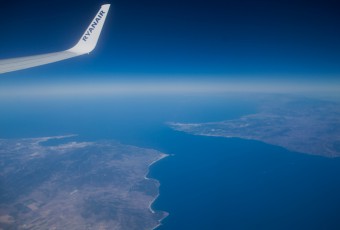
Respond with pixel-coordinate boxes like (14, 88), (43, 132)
(68, 4), (110, 54)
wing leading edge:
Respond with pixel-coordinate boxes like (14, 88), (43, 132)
(0, 4), (110, 74)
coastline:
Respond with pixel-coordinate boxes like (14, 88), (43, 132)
(144, 153), (171, 230)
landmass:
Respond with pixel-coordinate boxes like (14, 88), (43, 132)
(169, 95), (340, 157)
(0, 136), (168, 229)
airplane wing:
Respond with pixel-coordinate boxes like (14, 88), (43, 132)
(0, 4), (110, 74)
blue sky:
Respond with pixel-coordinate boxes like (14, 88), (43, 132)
(0, 0), (340, 83)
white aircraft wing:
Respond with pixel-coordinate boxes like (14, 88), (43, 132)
(0, 4), (110, 74)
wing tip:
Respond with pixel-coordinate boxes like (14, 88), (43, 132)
(68, 4), (110, 54)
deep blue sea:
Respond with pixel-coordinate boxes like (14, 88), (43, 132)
(146, 128), (340, 230)
(1, 94), (340, 229)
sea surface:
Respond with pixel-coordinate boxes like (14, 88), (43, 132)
(1, 94), (340, 229)
(145, 128), (340, 229)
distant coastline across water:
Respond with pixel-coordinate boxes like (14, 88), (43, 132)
(1, 93), (340, 229)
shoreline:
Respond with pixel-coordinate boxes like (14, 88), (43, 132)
(144, 153), (171, 230)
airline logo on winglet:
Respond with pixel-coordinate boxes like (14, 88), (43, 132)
(82, 10), (106, 42)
